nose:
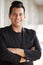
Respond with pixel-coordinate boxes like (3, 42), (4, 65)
(16, 15), (20, 19)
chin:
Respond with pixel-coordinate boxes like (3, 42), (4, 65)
(14, 24), (21, 27)
(12, 23), (22, 27)
(15, 23), (21, 27)
(16, 25), (21, 27)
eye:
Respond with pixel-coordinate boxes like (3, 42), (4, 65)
(12, 12), (17, 16)
(13, 13), (16, 16)
(19, 13), (22, 16)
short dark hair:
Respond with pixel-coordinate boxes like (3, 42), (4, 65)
(9, 1), (25, 14)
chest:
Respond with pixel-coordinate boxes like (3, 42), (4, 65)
(4, 32), (34, 49)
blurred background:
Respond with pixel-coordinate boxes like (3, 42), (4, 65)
(0, 0), (43, 65)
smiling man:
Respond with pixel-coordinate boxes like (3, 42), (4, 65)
(0, 1), (41, 65)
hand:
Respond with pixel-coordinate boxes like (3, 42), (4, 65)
(20, 57), (30, 63)
(7, 48), (27, 63)
(7, 47), (35, 59)
(20, 57), (26, 63)
(31, 47), (35, 50)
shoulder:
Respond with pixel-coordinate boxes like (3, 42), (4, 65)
(24, 28), (36, 34)
(23, 28), (36, 38)
(0, 25), (11, 34)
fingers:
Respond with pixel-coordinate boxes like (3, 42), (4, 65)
(20, 57), (26, 63)
(31, 47), (35, 50)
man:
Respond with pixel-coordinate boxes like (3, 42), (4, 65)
(0, 1), (41, 65)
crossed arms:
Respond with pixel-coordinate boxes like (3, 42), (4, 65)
(0, 29), (41, 64)
(7, 47), (35, 63)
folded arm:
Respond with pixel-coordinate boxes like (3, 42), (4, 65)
(0, 30), (21, 64)
(7, 35), (41, 62)
(7, 47), (35, 62)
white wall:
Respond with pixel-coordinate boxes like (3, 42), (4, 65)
(4, 0), (15, 26)
(0, 0), (1, 26)
(37, 6), (43, 24)
(0, 0), (5, 28)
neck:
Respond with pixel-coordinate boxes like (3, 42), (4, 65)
(12, 25), (22, 33)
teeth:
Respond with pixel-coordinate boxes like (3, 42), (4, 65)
(16, 21), (19, 22)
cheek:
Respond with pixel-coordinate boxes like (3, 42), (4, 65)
(11, 16), (15, 21)
(21, 16), (25, 20)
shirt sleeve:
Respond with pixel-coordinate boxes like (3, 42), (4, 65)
(0, 29), (21, 64)
(24, 31), (41, 61)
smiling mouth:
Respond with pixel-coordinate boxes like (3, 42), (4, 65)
(15, 20), (20, 23)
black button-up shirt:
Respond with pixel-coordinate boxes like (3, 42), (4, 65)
(0, 25), (41, 65)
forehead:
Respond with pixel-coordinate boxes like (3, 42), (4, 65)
(12, 7), (24, 13)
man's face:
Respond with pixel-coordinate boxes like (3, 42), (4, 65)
(9, 7), (25, 27)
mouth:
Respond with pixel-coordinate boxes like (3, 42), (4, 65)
(15, 20), (20, 23)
